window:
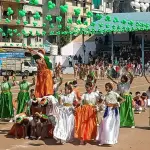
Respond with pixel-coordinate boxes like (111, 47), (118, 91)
(81, 0), (86, 7)
(72, 0), (78, 6)
(26, 13), (30, 24)
(51, 16), (56, 23)
(81, 17), (86, 23)
(93, 13), (97, 22)
(35, 36), (41, 42)
(51, 0), (56, 4)
(72, 16), (78, 23)
(27, 37), (31, 45)
(3, 11), (7, 19)
(24, 62), (30, 66)
(106, 2), (111, 8)
(47, 35), (57, 44)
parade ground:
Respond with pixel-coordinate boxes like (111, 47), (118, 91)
(0, 75), (150, 150)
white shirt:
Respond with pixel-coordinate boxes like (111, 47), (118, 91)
(117, 82), (130, 94)
(81, 92), (100, 105)
(61, 92), (76, 105)
(104, 91), (120, 104)
(68, 57), (72, 62)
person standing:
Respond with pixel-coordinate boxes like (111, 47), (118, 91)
(0, 75), (14, 121)
(28, 48), (53, 98)
(107, 72), (135, 128)
(75, 82), (99, 145)
(16, 75), (35, 114)
(68, 55), (73, 67)
(97, 83), (124, 146)
(53, 85), (76, 144)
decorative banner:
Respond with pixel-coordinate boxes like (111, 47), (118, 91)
(0, 1), (150, 48)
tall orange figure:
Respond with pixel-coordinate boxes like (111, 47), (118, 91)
(28, 48), (53, 98)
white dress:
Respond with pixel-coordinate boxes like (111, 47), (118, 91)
(96, 91), (120, 145)
(53, 92), (76, 141)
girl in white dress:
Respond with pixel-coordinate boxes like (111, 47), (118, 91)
(53, 85), (76, 144)
(97, 83), (124, 146)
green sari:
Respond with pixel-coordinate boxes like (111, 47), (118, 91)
(0, 82), (14, 118)
(120, 94), (135, 127)
(17, 81), (30, 114)
(118, 82), (135, 127)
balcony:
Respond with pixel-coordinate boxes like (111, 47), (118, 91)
(1, 0), (26, 3)
(0, 14), (24, 26)
(0, 38), (23, 47)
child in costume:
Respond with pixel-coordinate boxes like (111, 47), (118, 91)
(28, 48), (53, 98)
(53, 76), (63, 99)
(141, 92), (148, 111)
(108, 72), (135, 128)
(16, 75), (35, 114)
(97, 83), (124, 146)
(75, 82), (99, 145)
(133, 91), (144, 114)
(0, 75), (15, 121)
(53, 85), (76, 144)
(7, 113), (27, 138)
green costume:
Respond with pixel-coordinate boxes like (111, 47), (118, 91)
(118, 82), (135, 127)
(17, 81), (30, 114)
(0, 82), (14, 118)
(120, 94), (135, 127)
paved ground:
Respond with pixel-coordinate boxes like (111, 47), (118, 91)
(0, 75), (150, 150)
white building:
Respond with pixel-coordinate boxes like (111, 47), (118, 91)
(23, 0), (43, 49)
(0, 0), (43, 50)
(92, 0), (113, 15)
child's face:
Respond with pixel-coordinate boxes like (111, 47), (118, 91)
(65, 87), (70, 94)
(22, 76), (27, 82)
(85, 85), (91, 92)
(121, 77), (125, 83)
(105, 85), (111, 92)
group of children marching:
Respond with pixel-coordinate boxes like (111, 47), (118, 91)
(0, 70), (150, 146)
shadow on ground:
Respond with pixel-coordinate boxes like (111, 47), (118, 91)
(135, 126), (150, 130)
(0, 130), (9, 134)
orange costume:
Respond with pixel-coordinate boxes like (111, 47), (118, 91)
(28, 48), (53, 98)
(74, 92), (98, 141)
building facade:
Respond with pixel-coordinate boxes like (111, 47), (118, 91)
(23, 0), (43, 49)
(43, 0), (92, 44)
(0, 0), (43, 50)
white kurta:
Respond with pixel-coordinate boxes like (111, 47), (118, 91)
(96, 91), (120, 145)
(53, 92), (76, 141)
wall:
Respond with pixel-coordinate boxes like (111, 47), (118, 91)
(65, 1), (91, 28)
(92, 0), (113, 14)
(113, 33), (129, 42)
(61, 41), (96, 65)
(25, 0), (43, 5)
